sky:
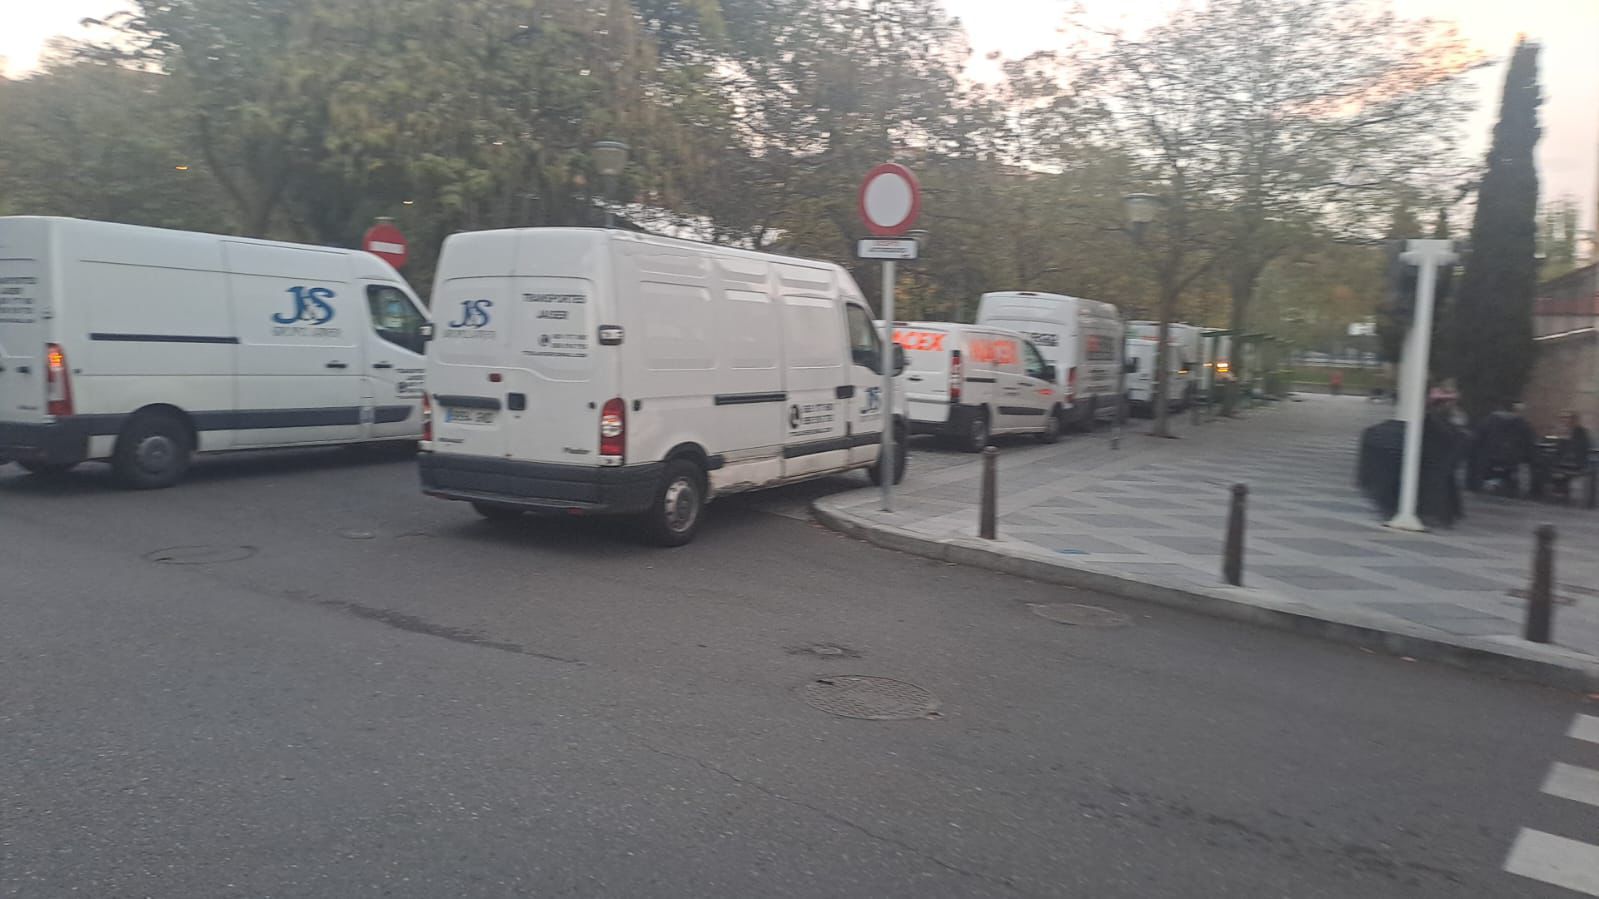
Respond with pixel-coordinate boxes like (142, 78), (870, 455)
(4, 0), (1596, 233)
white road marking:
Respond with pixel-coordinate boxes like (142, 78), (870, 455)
(1571, 714), (1599, 745)
(1543, 762), (1599, 809)
(1505, 829), (1599, 896)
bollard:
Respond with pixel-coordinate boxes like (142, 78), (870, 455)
(979, 445), (999, 540)
(1222, 483), (1248, 586)
(1524, 524), (1556, 643)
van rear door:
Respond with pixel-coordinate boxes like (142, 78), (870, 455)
(0, 220), (48, 424)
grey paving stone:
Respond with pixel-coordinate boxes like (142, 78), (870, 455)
(1049, 535), (1142, 555)
(1378, 538), (1493, 559)
(1139, 535), (1250, 556)
(1366, 565), (1518, 592)
(1280, 516), (1379, 533)
(1259, 537), (1390, 557)
(1251, 566), (1381, 590)
(1054, 513), (1165, 529)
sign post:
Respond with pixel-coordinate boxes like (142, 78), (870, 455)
(363, 218), (409, 271)
(1387, 239), (1458, 532)
(858, 164), (921, 513)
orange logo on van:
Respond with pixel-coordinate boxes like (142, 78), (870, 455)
(892, 330), (946, 352)
(967, 338), (1018, 365)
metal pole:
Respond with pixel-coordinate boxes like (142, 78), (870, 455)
(879, 260), (897, 512)
(1223, 483), (1248, 586)
(1387, 240), (1452, 532)
(1524, 524), (1556, 643)
(979, 445), (998, 539)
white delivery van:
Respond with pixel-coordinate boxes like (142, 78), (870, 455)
(418, 228), (908, 546)
(976, 291), (1123, 428)
(1128, 320), (1200, 407)
(890, 321), (1062, 451)
(1124, 335), (1187, 414)
(0, 217), (428, 488)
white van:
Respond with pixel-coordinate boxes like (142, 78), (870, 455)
(418, 228), (908, 546)
(890, 321), (1061, 451)
(1128, 320), (1200, 407)
(976, 291), (1123, 428)
(0, 217), (428, 488)
(1124, 336), (1187, 413)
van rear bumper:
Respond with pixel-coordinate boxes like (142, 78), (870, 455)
(419, 452), (663, 515)
(909, 403), (983, 436)
(0, 420), (95, 466)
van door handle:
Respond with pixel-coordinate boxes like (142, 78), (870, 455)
(15, 365), (29, 374)
(325, 361), (349, 369)
(372, 362), (394, 369)
(835, 385), (856, 399)
(906, 375), (923, 382)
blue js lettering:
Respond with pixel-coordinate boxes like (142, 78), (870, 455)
(862, 386), (882, 414)
(273, 286), (337, 325)
(449, 299), (494, 329)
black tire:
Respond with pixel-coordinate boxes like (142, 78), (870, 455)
(1036, 407), (1064, 444)
(639, 459), (705, 547)
(111, 411), (192, 489)
(868, 423), (909, 486)
(961, 409), (990, 454)
(472, 501), (525, 522)
(18, 460), (78, 476)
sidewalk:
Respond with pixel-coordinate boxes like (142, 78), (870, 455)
(815, 395), (1599, 689)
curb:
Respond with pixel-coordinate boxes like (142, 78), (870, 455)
(812, 497), (1599, 693)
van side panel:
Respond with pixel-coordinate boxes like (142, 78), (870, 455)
(224, 241), (366, 447)
(0, 218), (51, 429)
(776, 264), (849, 478)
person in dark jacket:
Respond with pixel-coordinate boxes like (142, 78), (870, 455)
(1544, 410), (1594, 500)
(1469, 401), (1537, 495)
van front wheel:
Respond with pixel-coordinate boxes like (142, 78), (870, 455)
(640, 459), (705, 547)
(1037, 408), (1064, 444)
(112, 411), (193, 489)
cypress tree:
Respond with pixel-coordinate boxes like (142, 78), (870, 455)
(1454, 39), (1542, 419)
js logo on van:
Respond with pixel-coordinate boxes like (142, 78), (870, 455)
(449, 299), (494, 329)
(274, 286), (337, 325)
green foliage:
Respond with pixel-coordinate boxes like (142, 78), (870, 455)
(1453, 39), (1541, 420)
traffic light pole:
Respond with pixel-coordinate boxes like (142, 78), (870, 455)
(1387, 239), (1458, 533)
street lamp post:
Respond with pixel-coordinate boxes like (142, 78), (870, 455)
(1120, 193), (1164, 448)
(591, 140), (629, 229)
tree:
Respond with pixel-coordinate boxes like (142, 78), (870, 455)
(1453, 39), (1541, 420)
(1055, 0), (1479, 338)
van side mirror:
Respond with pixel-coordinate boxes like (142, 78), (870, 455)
(1042, 363), (1057, 383)
(893, 344), (908, 375)
(419, 322), (435, 342)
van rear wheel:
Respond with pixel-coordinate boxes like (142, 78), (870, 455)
(111, 411), (193, 489)
(868, 423), (909, 486)
(640, 459), (705, 547)
(961, 409), (990, 453)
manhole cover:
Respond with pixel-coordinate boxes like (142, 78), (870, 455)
(800, 676), (939, 720)
(143, 545), (257, 565)
(1029, 603), (1132, 627)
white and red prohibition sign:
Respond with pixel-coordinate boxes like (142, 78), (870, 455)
(363, 220), (409, 270)
(857, 163), (922, 237)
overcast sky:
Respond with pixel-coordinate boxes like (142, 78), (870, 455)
(5, 0), (1595, 232)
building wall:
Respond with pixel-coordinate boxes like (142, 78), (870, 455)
(1524, 331), (1599, 435)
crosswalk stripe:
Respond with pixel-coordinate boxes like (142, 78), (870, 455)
(1505, 828), (1599, 896)
(1543, 763), (1599, 809)
(1571, 714), (1599, 745)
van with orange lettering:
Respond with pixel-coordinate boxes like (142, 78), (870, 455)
(976, 291), (1124, 429)
(890, 322), (1061, 452)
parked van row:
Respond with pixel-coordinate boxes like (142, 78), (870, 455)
(1, 216), (1225, 545)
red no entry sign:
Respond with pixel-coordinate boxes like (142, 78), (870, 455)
(858, 164), (921, 237)
(363, 221), (409, 270)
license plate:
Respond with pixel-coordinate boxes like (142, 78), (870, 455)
(445, 407), (496, 425)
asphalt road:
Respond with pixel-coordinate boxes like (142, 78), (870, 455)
(2, 446), (1595, 898)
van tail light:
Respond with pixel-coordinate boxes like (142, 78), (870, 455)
(421, 393), (433, 443)
(45, 343), (74, 417)
(949, 350), (963, 403)
(600, 397), (626, 459)
(1067, 367), (1078, 403)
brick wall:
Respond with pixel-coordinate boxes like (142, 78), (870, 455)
(1525, 330), (1599, 435)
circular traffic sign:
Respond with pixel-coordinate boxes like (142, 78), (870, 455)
(858, 163), (921, 237)
(363, 220), (409, 270)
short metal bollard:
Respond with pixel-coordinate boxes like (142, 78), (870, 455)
(1223, 483), (1248, 586)
(1524, 524), (1556, 643)
(979, 445), (999, 540)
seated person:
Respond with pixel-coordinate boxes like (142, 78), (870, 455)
(1546, 410), (1594, 499)
(1469, 401), (1536, 494)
